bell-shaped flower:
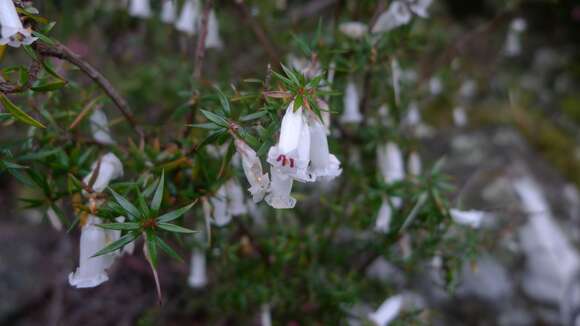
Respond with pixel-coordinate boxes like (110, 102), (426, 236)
(377, 142), (405, 184)
(208, 185), (232, 226)
(309, 117), (341, 180)
(407, 151), (421, 176)
(267, 102), (312, 182)
(235, 139), (270, 202)
(408, 0), (433, 18)
(375, 198), (392, 233)
(83, 153), (124, 193)
(226, 178), (248, 216)
(160, 0), (177, 23)
(391, 58), (402, 106)
(128, 0), (151, 18)
(459, 79), (477, 100)
(449, 209), (487, 228)
(371, 1), (412, 34)
(288, 54), (322, 79)
(90, 108), (115, 145)
(338, 21), (368, 39)
(260, 303), (272, 326)
(175, 0), (200, 35)
(205, 10), (222, 49)
(69, 216), (111, 288)
(0, 0), (36, 47)
(340, 80), (363, 124)
(429, 76), (443, 95)
(504, 18), (526, 57)
(46, 206), (63, 231)
(368, 294), (404, 326)
(265, 167), (296, 209)
(453, 107), (467, 127)
(188, 248), (208, 288)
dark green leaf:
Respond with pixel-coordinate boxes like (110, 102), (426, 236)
(97, 222), (141, 230)
(156, 202), (195, 223)
(151, 170), (164, 213)
(0, 93), (46, 128)
(92, 232), (138, 257)
(109, 188), (141, 219)
(158, 222), (197, 234)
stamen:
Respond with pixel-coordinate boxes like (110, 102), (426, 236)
(289, 158), (295, 168)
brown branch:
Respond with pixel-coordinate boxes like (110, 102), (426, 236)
(193, 0), (214, 81)
(34, 42), (144, 138)
(0, 59), (41, 93)
(234, 0), (280, 65)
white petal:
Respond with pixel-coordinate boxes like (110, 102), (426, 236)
(309, 119), (341, 180)
(210, 185), (232, 226)
(226, 179), (248, 216)
(453, 107), (468, 127)
(260, 303), (272, 326)
(407, 151), (422, 176)
(0, 0), (36, 47)
(235, 139), (270, 202)
(83, 153), (124, 193)
(128, 0), (151, 18)
(90, 108), (115, 145)
(377, 143), (405, 183)
(278, 102), (304, 154)
(375, 199), (392, 233)
(371, 1), (412, 34)
(340, 81), (362, 124)
(409, 0), (433, 18)
(175, 0), (200, 35)
(265, 167), (296, 209)
(69, 216), (110, 288)
(368, 294), (404, 326)
(339, 21), (368, 39)
(161, 0), (177, 23)
(188, 248), (208, 288)
(450, 209), (487, 228)
(205, 10), (222, 49)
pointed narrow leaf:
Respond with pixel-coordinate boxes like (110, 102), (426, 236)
(158, 222), (197, 234)
(0, 94), (46, 128)
(151, 170), (164, 213)
(200, 109), (228, 127)
(92, 232), (138, 257)
(97, 222), (140, 231)
(156, 202), (195, 223)
(109, 188), (141, 219)
(156, 237), (183, 262)
(214, 86), (231, 115)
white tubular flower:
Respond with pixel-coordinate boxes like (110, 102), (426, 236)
(340, 80), (362, 124)
(0, 0), (36, 47)
(83, 153), (124, 193)
(391, 58), (402, 106)
(260, 303), (272, 326)
(226, 178), (248, 216)
(46, 206), (63, 231)
(128, 0), (151, 18)
(205, 10), (222, 49)
(90, 108), (115, 145)
(377, 143), (405, 184)
(504, 18), (526, 57)
(368, 294), (404, 326)
(267, 102), (312, 182)
(449, 209), (487, 228)
(235, 139), (270, 202)
(160, 0), (177, 23)
(460, 79), (477, 99)
(407, 151), (421, 176)
(409, 0), (433, 18)
(453, 107), (467, 127)
(175, 0), (199, 35)
(309, 118), (342, 180)
(188, 248), (208, 288)
(429, 76), (443, 95)
(375, 199), (392, 233)
(209, 185), (232, 226)
(265, 167), (296, 209)
(403, 102), (421, 127)
(338, 21), (368, 39)
(69, 216), (110, 288)
(372, 1), (412, 34)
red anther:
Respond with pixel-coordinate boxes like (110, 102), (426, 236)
(277, 155), (283, 162)
(289, 158), (295, 168)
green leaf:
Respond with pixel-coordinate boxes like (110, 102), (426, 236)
(97, 222), (141, 231)
(109, 188), (141, 219)
(240, 110), (268, 122)
(146, 231), (158, 267)
(92, 232), (138, 257)
(157, 222), (197, 234)
(294, 95), (303, 111)
(151, 170), (164, 213)
(214, 86), (231, 115)
(31, 79), (67, 92)
(156, 237), (183, 262)
(0, 93), (46, 128)
(136, 188), (151, 217)
(200, 109), (229, 127)
(188, 122), (221, 129)
(31, 31), (56, 45)
(156, 202), (195, 223)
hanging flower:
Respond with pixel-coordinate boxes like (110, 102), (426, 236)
(69, 216), (111, 288)
(407, 151), (422, 176)
(128, 0), (152, 18)
(90, 108), (115, 145)
(260, 303), (272, 326)
(175, 0), (200, 35)
(226, 178), (248, 216)
(338, 21), (368, 39)
(160, 0), (177, 24)
(188, 248), (208, 288)
(205, 9), (222, 49)
(265, 167), (296, 209)
(340, 80), (363, 124)
(449, 209), (488, 228)
(208, 185), (232, 226)
(504, 18), (527, 57)
(0, 0), (37, 47)
(452, 107), (467, 127)
(368, 294), (405, 326)
(83, 153), (124, 193)
(235, 139), (270, 202)
(429, 76), (443, 96)
(267, 102), (313, 182)
(408, 0), (433, 18)
(372, 1), (412, 33)
(308, 117), (342, 180)
(377, 142), (405, 184)
(375, 198), (392, 233)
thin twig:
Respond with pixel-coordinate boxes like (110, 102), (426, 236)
(193, 0), (214, 81)
(34, 42), (144, 139)
(234, 0), (279, 64)
(0, 59), (42, 93)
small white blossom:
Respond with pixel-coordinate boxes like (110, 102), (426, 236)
(377, 143), (405, 184)
(69, 216), (111, 288)
(375, 199), (393, 233)
(128, 0), (152, 18)
(309, 117), (342, 180)
(407, 151), (421, 176)
(205, 9), (222, 49)
(0, 0), (36, 47)
(175, 0), (200, 35)
(160, 0), (177, 23)
(83, 153), (124, 193)
(90, 108), (115, 145)
(340, 80), (362, 124)
(339, 21), (368, 39)
(226, 179), (248, 216)
(408, 0), (433, 18)
(504, 18), (527, 57)
(188, 248), (208, 288)
(209, 185), (232, 226)
(372, 1), (412, 33)
(429, 76), (443, 95)
(449, 209), (487, 228)
(368, 294), (404, 326)
(265, 167), (296, 209)
(453, 107), (468, 127)
(235, 139), (270, 202)
(260, 303), (272, 326)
